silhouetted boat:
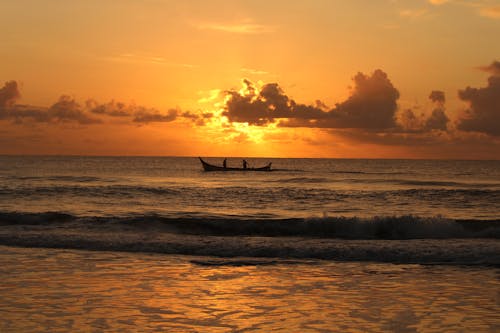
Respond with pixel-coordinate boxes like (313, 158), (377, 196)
(199, 157), (272, 172)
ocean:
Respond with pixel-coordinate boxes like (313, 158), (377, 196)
(0, 156), (499, 331)
(1, 156), (500, 220)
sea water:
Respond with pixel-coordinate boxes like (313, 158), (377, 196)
(0, 246), (498, 332)
(1, 156), (499, 219)
(0, 156), (499, 331)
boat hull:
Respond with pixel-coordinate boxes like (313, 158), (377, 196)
(199, 158), (271, 172)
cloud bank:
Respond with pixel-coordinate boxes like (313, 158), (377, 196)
(1, 60), (499, 148)
(0, 81), (20, 107)
(223, 69), (452, 136)
(0, 82), (208, 125)
(457, 61), (500, 136)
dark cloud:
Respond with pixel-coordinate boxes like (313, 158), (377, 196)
(224, 89), (272, 125)
(281, 85), (448, 135)
(3, 105), (50, 123)
(1, 95), (100, 124)
(0, 81), (21, 108)
(457, 64), (500, 136)
(0, 81), (99, 124)
(336, 127), (453, 147)
(425, 109), (449, 131)
(86, 100), (133, 117)
(425, 90), (448, 131)
(133, 108), (178, 123)
(477, 60), (500, 76)
(131, 108), (210, 124)
(398, 109), (423, 133)
(181, 111), (213, 126)
(181, 111), (199, 120)
(429, 90), (445, 105)
(223, 78), (327, 125)
(1, 81), (196, 125)
(48, 96), (101, 124)
(224, 70), (399, 130)
(223, 70), (452, 138)
(320, 70), (400, 129)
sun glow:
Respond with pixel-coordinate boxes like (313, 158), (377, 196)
(229, 122), (274, 144)
(196, 80), (283, 145)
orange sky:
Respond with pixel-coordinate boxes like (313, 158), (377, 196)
(1, 0), (499, 158)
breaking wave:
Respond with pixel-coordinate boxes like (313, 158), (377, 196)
(1, 212), (499, 266)
(1, 211), (498, 239)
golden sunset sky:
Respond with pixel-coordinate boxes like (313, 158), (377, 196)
(1, 0), (499, 158)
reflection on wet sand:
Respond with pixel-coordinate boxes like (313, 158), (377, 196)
(0, 246), (498, 332)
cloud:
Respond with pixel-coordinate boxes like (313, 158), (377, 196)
(86, 100), (133, 117)
(223, 70), (400, 131)
(479, 5), (500, 19)
(0, 81), (192, 125)
(425, 109), (449, 131)
(48, 96), (101, 124)
(181, 111), (213, 126)
(0, 81), (21, 108)
(223, 79), (326, 126)
(1, 90), (100, 124)
(322, 70), (400, 129)
(222, 70), (453, 145)
(398, 109), (424, 133)
(477, 60), (500, 76)
(457, 62), (500, 136)
(133, 109), (178, 123)
(429, 90), (445, 104)
(130, 107), (209, 124)
(1, 105), (50, 123)
(425, 90), (449, 131)
(336, 128), (449, 147)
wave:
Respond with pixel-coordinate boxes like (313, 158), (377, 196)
(0, 184), (180, 197)
(8, 175), (107, 183)
(1, 212), (499, 266)
(1, 212), (498, 239)
(269, 176), (500, 188)
(342, 178), (500, 188)
(1, 183), (498, 199)
(332, 170), (408, 175)
(393, 179), (500, 188)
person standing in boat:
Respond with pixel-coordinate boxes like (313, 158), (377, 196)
(223, 158), (227, 168)
(242, 159), (248, 169)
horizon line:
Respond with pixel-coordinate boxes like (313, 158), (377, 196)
(0, 154), (499, 162)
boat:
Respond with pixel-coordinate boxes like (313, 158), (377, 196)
(199, 157), (272, 172)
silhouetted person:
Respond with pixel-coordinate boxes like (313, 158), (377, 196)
(223, 158), (227, 168)
(242, 159), (248, 169)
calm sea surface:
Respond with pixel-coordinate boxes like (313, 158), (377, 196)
(1, 156), (499, 219)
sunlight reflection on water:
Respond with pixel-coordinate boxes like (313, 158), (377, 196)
(0, 246), (498, 332)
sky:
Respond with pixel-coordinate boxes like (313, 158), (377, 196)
(1, 0), (499, 158)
